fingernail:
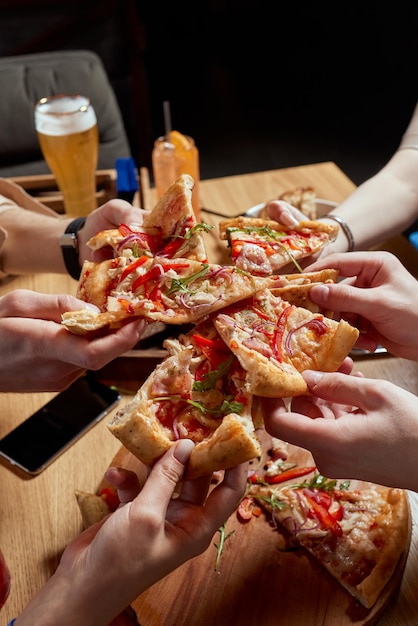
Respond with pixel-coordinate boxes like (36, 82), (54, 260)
(173, 439), (195, 464)
(309, 284), (329, 303)
(83, 302), (100, 312)
(303, 370), (322, 386)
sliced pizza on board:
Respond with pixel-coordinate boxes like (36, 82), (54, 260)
(108, 319), (261, 479)
(249, 471), (410, 609)
(218, 216), (338, 275)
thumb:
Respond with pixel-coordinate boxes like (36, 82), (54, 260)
(309, 283), (373, 320)
(303, 370), (371, 407)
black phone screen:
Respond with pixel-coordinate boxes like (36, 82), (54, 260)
(0, 376), (121, 475)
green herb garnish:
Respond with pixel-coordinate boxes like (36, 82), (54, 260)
(192, 355), (235, 392)
(214, 524), (235, 572)
(166, 263), (210, 295)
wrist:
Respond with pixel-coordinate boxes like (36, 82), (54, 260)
(59, 217), (86, 280)
(320, 214), (355, 252)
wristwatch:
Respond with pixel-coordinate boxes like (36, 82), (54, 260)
(59, 217), (86, 280)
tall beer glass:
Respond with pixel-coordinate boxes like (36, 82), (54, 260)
(35, 95), (99, 217)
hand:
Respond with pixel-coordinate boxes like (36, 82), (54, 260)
(264, 200), (305, 227)
(306, 250), (418, 359)
(79, 199), (148, 264)
(15, 440), (248, 625)
(261, 370), (418, 491)
(0, 289), (145, 391)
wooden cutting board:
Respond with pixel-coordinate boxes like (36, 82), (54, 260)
(100, 438), (411, 626)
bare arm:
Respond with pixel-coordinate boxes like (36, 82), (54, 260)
(267, 102), (418, 253)
(0, 199), (145, 276)
(322, 147), (418, 252)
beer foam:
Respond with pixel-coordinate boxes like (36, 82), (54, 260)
(35, 95), (97, 136)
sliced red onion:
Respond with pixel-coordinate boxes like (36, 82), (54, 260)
(285, 318), (328, 355)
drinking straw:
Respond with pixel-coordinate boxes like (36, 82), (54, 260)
(163, 100), (172, 137)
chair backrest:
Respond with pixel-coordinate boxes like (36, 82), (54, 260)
(0, 49), (131, 177)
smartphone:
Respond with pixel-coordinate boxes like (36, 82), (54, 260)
(0, 375), (121, 476)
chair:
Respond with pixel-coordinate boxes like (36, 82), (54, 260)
(0, 49), (131, 177)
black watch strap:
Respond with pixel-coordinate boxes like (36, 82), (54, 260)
(59, 217), (86, 280)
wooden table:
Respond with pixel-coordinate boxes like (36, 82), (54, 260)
(1, 162), (418, 625)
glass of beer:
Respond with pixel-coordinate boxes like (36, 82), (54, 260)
(34, 94), (99, 217)
(152, 130), (201, 221)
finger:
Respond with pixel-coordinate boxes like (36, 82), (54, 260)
(308, 282), (380, 323)
(202, 462), (248, 525)
(133, 440), (195, 516)
(265, 200), (304, 226)
(59, 318), (146, 371)
(302, 370), (385, 410)
(0, 290), (96, 322)
(178, 473), (213, 506)
(105, 467), (141, 504)
(261, 396), (333, 447)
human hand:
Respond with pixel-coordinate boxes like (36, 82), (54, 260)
(0, 289), (145, 391)
(15, 440), (248, 625)
(261, 370), (418, 491)
(79, 199), (148, 264)
(305, 250), (418, 359)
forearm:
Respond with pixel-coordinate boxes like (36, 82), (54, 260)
(0, 206), (72, 275)
(320, 148), (418, 252)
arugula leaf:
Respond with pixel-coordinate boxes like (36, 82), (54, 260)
(291, 473), (351, 492)
(166, 263), (210, 295)
(187, 396), (243, 417)
(214, 524), (234, 572)
(184, 223), (213, 239)
(192, 355), (235, 392)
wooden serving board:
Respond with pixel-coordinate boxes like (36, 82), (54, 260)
(100, 439), (411, 626)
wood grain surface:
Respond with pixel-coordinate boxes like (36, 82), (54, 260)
(105, 439), (411, 626)
(2, 163), (418, 625)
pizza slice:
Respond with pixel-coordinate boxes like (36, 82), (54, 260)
(107, 319), (261, 479)
(62, 257), (279, 336)
(213, 288), (359, 397)
(249, 474), (410, 609)
(86, 174), (209, 262)
(218, 216), (338, 275)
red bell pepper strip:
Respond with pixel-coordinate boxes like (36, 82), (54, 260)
(191, 333), (230, 369)
(303, 488), (343, 537)
(119, 255), (149, 283)
(248, 465), (316, 485)
(265, 465), (316, 484)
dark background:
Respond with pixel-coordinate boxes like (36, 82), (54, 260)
(0, 0), (417, 186)
(138, 1), (418, 184)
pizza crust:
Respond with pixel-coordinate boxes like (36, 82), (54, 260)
(214, 292), (359, 397)
(218, 216), (338, 240)
(75, 490), (112, 527)
(250, 481), (410, 609)
(108, 348), (261, 479)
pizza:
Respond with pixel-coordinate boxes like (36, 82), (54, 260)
(213, 288), (359, 397)
(247, 451), (410, 609)
(105, 282), (358, 477)
(218, 216), (338, 275)
(86, 173), (208, 263)
(61, 257), (278, 336)
(108, 319), (261, 480)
